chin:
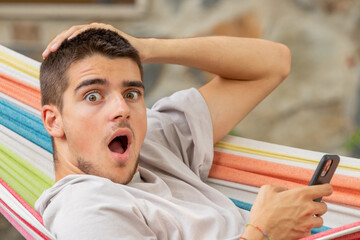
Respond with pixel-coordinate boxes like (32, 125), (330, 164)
(110, 159), (139, 185)
(109, 173), (134, 185)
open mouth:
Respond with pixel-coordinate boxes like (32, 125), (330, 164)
(108, 135), (128, 154)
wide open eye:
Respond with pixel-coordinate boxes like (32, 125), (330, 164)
(124, 91), (140, 100)
(85, 92), (102, 102)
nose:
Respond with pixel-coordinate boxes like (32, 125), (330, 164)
(108, 94), (130, 121)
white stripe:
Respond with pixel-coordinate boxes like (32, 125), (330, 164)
(0, 45), (41, 69)
(317, 225), (360, 240)
(0, 62), (39, 87)
(0, 125), (54, 180)
(0, 184), (55, 239)
(217, 135), (360, 178)
(0, 92), (41, 117)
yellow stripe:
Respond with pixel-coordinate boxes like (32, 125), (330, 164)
(0, 51), (39, 80)
(215, 141), (360, 172)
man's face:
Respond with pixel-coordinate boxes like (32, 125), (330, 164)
(59, 54), (146, 184)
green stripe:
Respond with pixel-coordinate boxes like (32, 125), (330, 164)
(0, 142), (54, 207)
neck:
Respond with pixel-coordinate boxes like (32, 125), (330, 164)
(53, 145), (85, 182)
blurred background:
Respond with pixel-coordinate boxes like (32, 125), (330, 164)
(0, 0), (359, 238)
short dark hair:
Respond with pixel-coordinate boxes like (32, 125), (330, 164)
(40, 28), (143, 111)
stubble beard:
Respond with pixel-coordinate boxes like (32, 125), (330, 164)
(77, 153), (140, 185)
(74, 120), (140, 184)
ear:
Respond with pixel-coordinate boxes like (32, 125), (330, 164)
(42, 105), (64, 138)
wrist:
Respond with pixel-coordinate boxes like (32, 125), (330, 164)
(242, 223), (270, 240)
(242, 226), (266, 240)
(138, 37), (160, 64)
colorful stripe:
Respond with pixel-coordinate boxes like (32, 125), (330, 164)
(0, 202), (36, 240)
(0, 98), (52, 153)
(0, 72), (41, 111)
(0, 48), (39, 80)
(0, 142), (54, 207)
(215, 141), (360, 172)
(210, 151), (360, 207)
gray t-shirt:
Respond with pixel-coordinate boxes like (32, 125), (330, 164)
(35, 88), (249, 240)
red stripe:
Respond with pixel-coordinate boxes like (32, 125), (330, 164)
(0, 203), (35, 240)
(0, 177), (44, 224)
(302, 221), (360, 239)
(0, 199), (51, 239)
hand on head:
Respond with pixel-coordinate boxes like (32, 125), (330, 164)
(243, 184), (333, 240)
(42, 23), (140, 60)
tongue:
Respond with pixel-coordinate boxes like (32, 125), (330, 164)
(109, 140), (125, 154)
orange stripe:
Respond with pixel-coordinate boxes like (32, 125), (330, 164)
(0, 73), (41, 111)
(210, 151), (360, 207)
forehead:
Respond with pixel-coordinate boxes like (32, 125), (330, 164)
(66, 54), (142, 89)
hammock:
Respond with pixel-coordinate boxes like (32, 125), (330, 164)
(0, 44), (359, 240)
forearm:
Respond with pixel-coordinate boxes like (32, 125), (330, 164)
(140, 36), (291, 81)
(43, 23), (290, 82)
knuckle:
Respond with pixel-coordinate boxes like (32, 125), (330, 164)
(314, 216), (324, 228)
(322, 202), (328, 212)
(318, 216), (324, 226)
(305, 204), (316, 215)
(261, 184), (272, 191)
(91, 22), (103, 27)
(69, 25), (81, 30)
(327, 184), (333, 194)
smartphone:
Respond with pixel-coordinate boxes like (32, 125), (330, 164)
(309, 154), (340, 202)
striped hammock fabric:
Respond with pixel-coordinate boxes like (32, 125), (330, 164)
(0, 44), (359, 240)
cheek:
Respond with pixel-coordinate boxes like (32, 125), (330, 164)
(63, 113), (103, 150)
(131, 107), (147, 140)
(137, 110), (148, 142)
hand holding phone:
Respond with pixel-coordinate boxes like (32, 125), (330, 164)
(309, 154), (340, 202)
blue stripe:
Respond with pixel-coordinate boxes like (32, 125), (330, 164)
(0, 98), (52, 153)
(229, 197), (332, 235)
(311, 226), (331, 235)
(230, 197), (252, 211)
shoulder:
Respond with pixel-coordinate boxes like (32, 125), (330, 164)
(37, 175), (138, 212)
(37, 175), (152, 239)
(149, 88), (206, 114)
(141, 88), (214, 180)
(146, 88), (211, 140)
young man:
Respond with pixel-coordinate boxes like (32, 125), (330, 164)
(36, 23), (332, 240)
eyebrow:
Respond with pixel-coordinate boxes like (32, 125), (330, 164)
(74, 78), (144, 92)
(123, 80), (145, 90)
(74, 78), (108, 92)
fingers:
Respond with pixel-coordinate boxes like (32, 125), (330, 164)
(313, 201), (328, 217)
(42, 24), (86, 59)
(306, 184), (333, 201)
(311, 215), (324, 229)
(42, 23), (116, 59)
(250, 184), (330, 239)
(260, 184), (288, 193)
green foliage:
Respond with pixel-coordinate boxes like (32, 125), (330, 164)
(228, 129), (240, 137)
(345, 128), (360, 151)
